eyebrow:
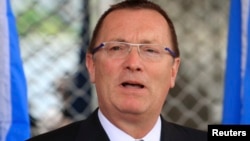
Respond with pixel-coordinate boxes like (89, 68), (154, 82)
(111, 38), (126, 42)
(108, 38), (158, 44)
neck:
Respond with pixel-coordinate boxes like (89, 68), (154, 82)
(99, 108), (160, 138)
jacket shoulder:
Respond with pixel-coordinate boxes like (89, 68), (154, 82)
(161, 119), (207, 141)
(26, 120), (83, 141)
(26, 109), (109, 141)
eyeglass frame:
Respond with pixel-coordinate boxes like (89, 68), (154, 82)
(91, 41), (177, 60)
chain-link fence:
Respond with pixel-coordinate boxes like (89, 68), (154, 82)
(12, 0), (229, 137)
(158, 0), (228, 131)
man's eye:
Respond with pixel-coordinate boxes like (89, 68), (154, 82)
(109, 46), (122, 51)
(108, 44), (128, 52)
(143, 47), (160, 54)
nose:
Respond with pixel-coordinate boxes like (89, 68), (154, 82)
(124, 47), (142, 72)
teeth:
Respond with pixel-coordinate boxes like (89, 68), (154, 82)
(122, 83), (144, 88)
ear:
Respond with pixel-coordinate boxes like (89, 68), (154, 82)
(170, 57), (180, 88)
(86, 53), (95, 83)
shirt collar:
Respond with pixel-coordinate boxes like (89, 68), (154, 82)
(98, 109), (161, 141)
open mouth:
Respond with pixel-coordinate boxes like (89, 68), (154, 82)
(121, 82), (145, 89)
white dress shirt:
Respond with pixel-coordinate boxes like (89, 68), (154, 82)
(98, 109), (161, 141)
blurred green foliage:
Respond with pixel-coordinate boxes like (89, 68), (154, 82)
(17, 8), (68, 36)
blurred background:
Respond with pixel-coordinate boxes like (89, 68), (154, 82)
(11, 0), (229, 137)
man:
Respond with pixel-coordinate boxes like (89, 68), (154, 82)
(27, 0), (207, 140)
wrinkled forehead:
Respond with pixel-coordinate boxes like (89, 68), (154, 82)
(97, 9), (172, 45)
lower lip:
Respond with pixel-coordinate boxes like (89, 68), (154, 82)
(119, 85), (146, 94)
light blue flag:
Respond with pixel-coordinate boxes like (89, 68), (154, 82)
(222, 0), (250, 124)
(0, 0), (30, 140)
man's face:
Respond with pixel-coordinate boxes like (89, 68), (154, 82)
(86, 9), (180, 117)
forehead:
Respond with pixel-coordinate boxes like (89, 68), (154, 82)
(97, 9), (171, 44)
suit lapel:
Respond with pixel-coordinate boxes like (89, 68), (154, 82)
(160, 116), (175, 141)
(75, 109), (110, 141)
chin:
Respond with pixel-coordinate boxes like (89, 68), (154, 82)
(117, 104), (147, 115)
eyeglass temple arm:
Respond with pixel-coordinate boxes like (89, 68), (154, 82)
(92, 43), (105, 54)
(165, 48), (176, 58)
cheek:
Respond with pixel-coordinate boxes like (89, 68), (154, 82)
(94, 57), (120, 84)
(154, 64), (173, 84)
(96, 59), (116, 75)
(149, 63), (174, 96)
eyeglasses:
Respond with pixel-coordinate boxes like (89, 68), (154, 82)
(91, 41), (176, 61)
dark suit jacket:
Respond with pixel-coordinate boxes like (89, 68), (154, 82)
(26, 109), (207, 141)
